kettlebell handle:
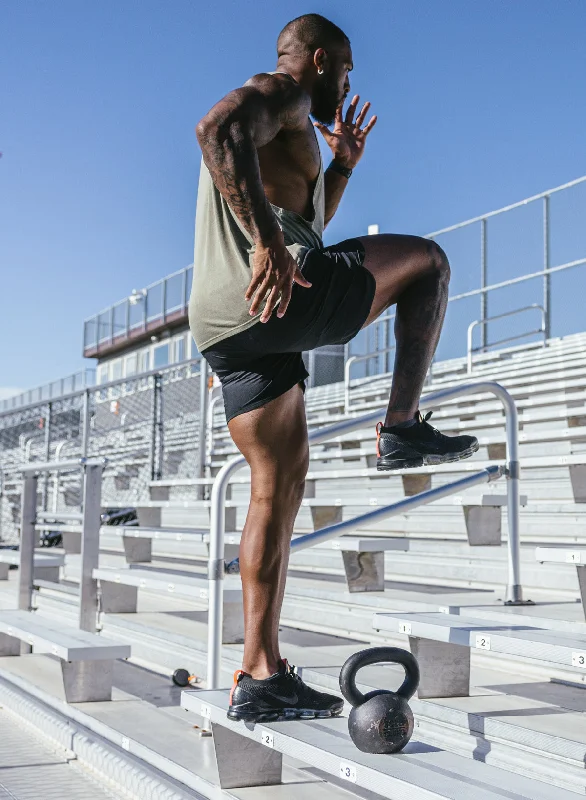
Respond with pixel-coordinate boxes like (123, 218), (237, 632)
(339, 646), (420, 708)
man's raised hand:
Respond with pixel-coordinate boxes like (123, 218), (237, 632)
(314, 95), (377, 169)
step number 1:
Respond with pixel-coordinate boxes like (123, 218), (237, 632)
(340, 763), (357, 783)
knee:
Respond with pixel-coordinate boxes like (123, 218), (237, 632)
(427, 240), (451, 283)
(251, 447), (309, 508)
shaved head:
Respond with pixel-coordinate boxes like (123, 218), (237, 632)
(277, 13), (349, 57)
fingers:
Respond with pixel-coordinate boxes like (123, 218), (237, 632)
(276, 281), (293, 318)
(260, 285), (280, 323)
(354, 101), (371, 129)
(313, 120), (334, 145)
(344, 94), (359, 126)
(293, 267), (312, 288)
(245, 271), (265, 303)
(248, 275), (272, 316)
(362, 115), (378, 136)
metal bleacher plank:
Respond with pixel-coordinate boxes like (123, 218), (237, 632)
(92, 566), (242, 602)
(180, 690), (573, 799)
(0, 609), (130, 661)
(372, 611), (586, 668)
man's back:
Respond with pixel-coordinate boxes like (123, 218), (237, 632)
(189, 72), (325, 353)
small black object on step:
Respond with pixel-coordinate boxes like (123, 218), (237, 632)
(339, 647), (420, 754)
(172, 668), (192, 687)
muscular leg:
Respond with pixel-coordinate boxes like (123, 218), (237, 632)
(228, 383), (309, 679)
(357, 234), (450, 427)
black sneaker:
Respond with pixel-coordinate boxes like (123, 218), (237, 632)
(376, 411), (479, 471)
(227, 659), (344, 722)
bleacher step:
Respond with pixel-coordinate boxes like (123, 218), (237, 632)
(181, 690), (577, 799)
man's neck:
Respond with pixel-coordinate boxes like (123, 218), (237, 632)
(275, 60), (312, 92)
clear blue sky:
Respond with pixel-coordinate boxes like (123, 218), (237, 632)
(1, 0), (586, 397)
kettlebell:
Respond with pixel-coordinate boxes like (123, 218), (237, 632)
(339, 646), (420, 754)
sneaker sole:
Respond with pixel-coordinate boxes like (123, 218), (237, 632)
(227, 704), (344, 723)
(376, 440), (480, 472)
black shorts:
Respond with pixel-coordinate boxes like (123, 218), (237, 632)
(202, 238), (376, 423)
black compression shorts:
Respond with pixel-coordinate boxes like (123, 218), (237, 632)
(201, 238), (376, 423)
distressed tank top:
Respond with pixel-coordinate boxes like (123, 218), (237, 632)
(188, 74), (325, 352)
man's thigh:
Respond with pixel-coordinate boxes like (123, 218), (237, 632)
(355, 234), (440, 328)
(228, 382), (309, 486)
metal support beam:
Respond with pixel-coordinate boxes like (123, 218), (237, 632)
(79, 463), (103, 632)
(18, 474), (38, 615)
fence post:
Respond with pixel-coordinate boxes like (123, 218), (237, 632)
(79, 463), (103, 631)
(480, 218), (488, 350)
(81, 389), (91, 458)
(198, 358), (209, 500)
(543, 195), (551, 340)
(41, 402), (52, 512)
(18, 473), (38, 616)
(150, 374), (164, 481)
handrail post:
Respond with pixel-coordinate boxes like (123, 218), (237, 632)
(207, 454), (246, 689)
(499, 386), (523, 604)
(467, 320), (477, 374)
(480, 218), (488, 349)
(344, 356), (357, 414)
(543, 195), (551, 341)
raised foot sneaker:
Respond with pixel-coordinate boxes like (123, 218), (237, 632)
(376, 411), (479, 471)
(227, 659), (344, 722)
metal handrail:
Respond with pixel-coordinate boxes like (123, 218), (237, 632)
(448, 256), (586, 305)
(347, 255), (586, 389)
(467, 305), (546, 374)
(0, 369), (96, 413)
(20, 458), (107, 473)
(289, 465), (503, 552)
(206, 380), (522, 689)
(344, 346), (396, 413)
(425, 174), (586, 237)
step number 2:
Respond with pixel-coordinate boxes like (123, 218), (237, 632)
(475, 635), (491, 650)
(340, 763), (357, 783)
(261, 731), (274, 748)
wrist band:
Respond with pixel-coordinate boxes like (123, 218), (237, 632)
(327, 160), (353, 180)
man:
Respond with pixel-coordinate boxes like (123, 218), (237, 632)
(189, 13), (478, 722)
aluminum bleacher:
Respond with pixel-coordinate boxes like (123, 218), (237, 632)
(1, 333), (586, 798)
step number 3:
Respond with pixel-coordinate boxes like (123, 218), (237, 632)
(261, 731), (274, 748)
(572, 652), (586, 668)
(340, 763), (357, 783)
(475, 635), (491, 650)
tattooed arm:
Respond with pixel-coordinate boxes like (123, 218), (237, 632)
(195, 73), (312, 320)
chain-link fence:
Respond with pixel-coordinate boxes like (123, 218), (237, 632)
(0, 359), (205, 544)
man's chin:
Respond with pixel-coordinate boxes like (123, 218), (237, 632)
(312, 110), (336, 126)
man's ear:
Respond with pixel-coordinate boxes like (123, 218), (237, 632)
(314, 47), (328, 74)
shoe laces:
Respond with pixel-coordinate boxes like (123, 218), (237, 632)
(417, 410), (441, 436)
(283, 660), (303, 684)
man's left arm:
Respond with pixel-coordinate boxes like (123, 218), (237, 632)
(314, 95), (377, 227)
